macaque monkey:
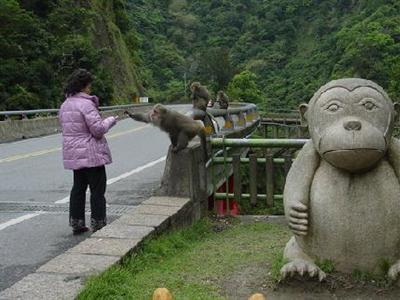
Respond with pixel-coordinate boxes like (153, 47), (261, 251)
(216, 90), (229, 109)
(190, 82), (211, 111)
(125, 104), (208, 158)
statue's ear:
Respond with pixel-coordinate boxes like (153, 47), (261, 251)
(299, 103), (308, 126)
(394, 102), (400, 123)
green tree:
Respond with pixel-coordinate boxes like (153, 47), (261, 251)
(333, 5), (400, 97)
(198, 48), (237, 92)
(227, 71), (263, 103)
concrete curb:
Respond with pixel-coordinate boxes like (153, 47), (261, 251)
(0, 196), (193, 300)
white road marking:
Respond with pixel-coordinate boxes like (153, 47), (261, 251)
(54, 196), (71, 205)
(0, 147), (61, 163)
(106, 124), (150, 139)
(0, 124), (149, 164)
(0, 212), (43, 232)
(54, 156), (167, 204)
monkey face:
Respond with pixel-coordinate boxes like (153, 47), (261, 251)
(149, 104), (167, 125)
(190, 82), (200, 92)
(302, 83), (398, 172)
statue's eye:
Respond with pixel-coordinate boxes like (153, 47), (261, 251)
(363, 101), (377, 111)
(326, 103), (341, 112)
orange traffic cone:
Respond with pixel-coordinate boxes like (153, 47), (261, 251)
(248, 293), (266, 300)
(152, 288), (173, 300)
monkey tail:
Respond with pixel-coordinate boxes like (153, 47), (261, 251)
(199, 127), (208, 163)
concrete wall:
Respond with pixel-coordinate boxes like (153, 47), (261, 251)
(0, 107), (149, 143)
(157, 141), (208, 220)
(157, 108), (260, 218)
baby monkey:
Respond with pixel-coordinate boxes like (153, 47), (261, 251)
(125, 104), (208, 157)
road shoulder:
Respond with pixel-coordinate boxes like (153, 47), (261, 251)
(0, 196), (193, 300)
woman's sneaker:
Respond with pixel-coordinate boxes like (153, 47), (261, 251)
(72, 226), (89, 235)
(70, 218), (89, 235)
(91, 218), (106, 233)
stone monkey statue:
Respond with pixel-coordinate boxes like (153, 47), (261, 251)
(280, 78), (400, 281)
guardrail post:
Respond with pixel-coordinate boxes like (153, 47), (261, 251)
(223, 113), (234, 130)
(249, 153), (257, 206)
(285, 125), (290, 138)
(265, 153), (274, 207)
(237, 112), (246, 127)
(159, 142), (207, 220)
(263, 123), (268, 138)
(232, 154), (242, 202)
(223, 142), (230, 214)
(272, 125), (278, 138)
(246, 111), (254, 123)
(283, 152), (292, 177)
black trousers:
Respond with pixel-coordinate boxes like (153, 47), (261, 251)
(69, 166), (107, 229)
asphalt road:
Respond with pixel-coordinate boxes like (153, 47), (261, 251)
(0, 105), (187, 291)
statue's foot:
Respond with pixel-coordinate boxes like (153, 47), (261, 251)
(280, 259), (326, 282)
(388, 260), (400, 281)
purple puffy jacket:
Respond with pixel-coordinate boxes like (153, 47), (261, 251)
(59, 92), (116, 170)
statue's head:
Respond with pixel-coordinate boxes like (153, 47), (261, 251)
(300, 78), (399, 172)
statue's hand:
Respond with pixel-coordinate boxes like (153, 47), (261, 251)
(388, 260), (400, 281)
(288, 202), (308, 236)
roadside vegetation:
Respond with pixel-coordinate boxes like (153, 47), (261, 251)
(78, 218), (290, 299)
(78, 217), (400, 299)
(3, 1), (399, 111)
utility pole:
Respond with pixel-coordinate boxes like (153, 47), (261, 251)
(184, 72), (187, 100)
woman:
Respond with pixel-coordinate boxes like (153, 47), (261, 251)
(59, 69), (117, 234)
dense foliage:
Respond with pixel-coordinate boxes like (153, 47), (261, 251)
(128, 0), (400, 109)
(0, 0), (136, 110)
(1, 0), (399, 110)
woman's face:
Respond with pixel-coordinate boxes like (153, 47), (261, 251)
(82, 83), (92, 94)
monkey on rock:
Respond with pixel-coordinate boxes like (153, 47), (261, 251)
(125, 104), (207, 158)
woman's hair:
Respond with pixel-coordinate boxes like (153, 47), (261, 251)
(64, 68), (93, 97)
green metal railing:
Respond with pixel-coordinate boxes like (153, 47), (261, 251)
(211, 138), (307, 148)
(209, 137), (308, 214)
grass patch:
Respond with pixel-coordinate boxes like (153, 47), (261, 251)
(316, 259), (335, 274)
(351, 258), (395, 287)
(237, 198), (284, 215)
(78, 218), (290, 299)
(351, 258), (394, 288)
(270, 251), (288, 282)
(351, 269), (390, 287)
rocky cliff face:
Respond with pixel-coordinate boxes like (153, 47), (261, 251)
(89, 0), (143, 102)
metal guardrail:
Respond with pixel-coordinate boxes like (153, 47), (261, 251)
(0, 109), (59, 117)
(207, 103), (258, 117)
(211, 138), (307, 148)
(0, 102), (256, 119)
(0, 103), (152, 119)
(264, 108), (298, 114)
(209, 138), (308, 215)
(189, 103), (257, 119)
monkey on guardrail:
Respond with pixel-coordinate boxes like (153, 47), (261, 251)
(190, 82), (211, 112)
(216, 90), (229, 109)
(125, 104), (208, 159)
